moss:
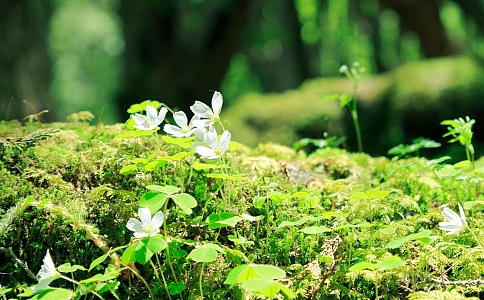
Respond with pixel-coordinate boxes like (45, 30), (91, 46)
(224, 55), (484, 156)
(1, 120), (484, 299)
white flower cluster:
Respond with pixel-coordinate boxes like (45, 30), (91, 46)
(131, 91), (231, 159)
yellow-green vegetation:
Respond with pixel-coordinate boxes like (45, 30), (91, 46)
(1, 116), (484, 299)
(225, 55), (484, 155)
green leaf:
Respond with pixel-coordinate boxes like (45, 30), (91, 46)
(133, 237), (167, 264)
(27, 288), (74, 300)
(144, 159), (167, 171)
(253, 197), (266, 209)
(228, 235), (254, 246)
(318, 255), (333, 264)
(302, 226), (329, 234)
(463, 200), (484, 210)
(224, 264), (286, 286)
(290, 191), (309, 198)
(385, 237), (408, 249)
(375, 256), (405, 270)
(435, 165), (460, 178)
(240, 279), (296, 298)
(142, 236), (167, 254)
(139, 192), (168, 214)
(206, 173), (247, 181)
(57, 263), (86, 273)
(171, 193), (197, 214)
(215, 216), (242, 228)
(161, 135), (194, 148)
(79, 268), (121, 284)
(146, 185), (180, 195)
(121, 244), (137, 264)
(159, 151), (196, 161)
(348, 261), (377, 272)
(167, 282), (186, 295)
(454, 160), (470, 168)
(88, 245), (127, 272)
(206, 243), (225, 254)
(120, 164), (137, 175)
(189, 247), (218, 263)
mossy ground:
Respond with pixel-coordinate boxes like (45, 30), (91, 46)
(1, 120), (484, 299)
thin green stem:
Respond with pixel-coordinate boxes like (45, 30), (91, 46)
(468, 227), (484, 248)
(59, 274), (105, 300)
(124, 266), (154, 299)
(152, 256), (172, 300)
(162, 199), (181, 292)
(199, 263), (205, 299)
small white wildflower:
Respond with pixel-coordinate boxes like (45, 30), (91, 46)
(194, 128), (231, 159)
(163, 111), (200, 137)
(126, 207), (164, 238)
(32, 249), (60, 292)
(339, 64), (348, 74)
(132, 105), (168, 131)
(190, 91), (223, 126)
(438, 203), (467, 235)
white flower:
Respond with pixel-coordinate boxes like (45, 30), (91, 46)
(32, 249), (60, 292)
(163, 111), (200, 137)
(438, 204), (467, 235)
(190, 91), (223, 126)
(132, 105), (168, 131)
(194, 128), (231, 159)
(126, 207), (164, 238)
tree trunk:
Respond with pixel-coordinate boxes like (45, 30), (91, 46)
(117, 0), (254, 118)
(0, 0), (55, 121)
(378, 0), (454, 58)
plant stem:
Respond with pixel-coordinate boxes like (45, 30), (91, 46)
(468, 227), (484, 248)
(59, 274), (105, 300)
(162, 200), (180, 286)
(154, 255), (172, 300)
(125, 266), (155, 299)
(199, 263), (205, 299)
(351, 101), (363, 152)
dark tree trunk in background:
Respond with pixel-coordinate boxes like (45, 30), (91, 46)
(450, 0), (484, 34)
(378, 0), (454, 58)
(0, 1), (55, 121)
(245, 0), (312, 92)
(117, 0), (254, 117)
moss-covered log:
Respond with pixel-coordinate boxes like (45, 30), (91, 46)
(224, 55), (484, 155)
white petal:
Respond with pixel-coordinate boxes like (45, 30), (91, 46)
(133, 231), (149, 238)
(32, 250), (59, 292)
(126, 218), (144, 233)
(163, 124), (184, 137)
(138, 207), (152, 225)
(211, 91), (223, 114)
(195, 146), (218, 159)
(219, 130), (231, 151)
(145, 105), (158, 120)
(132, 114), (148, 126)
(173, 111), (188, 127)
(151, 211), (165, 229)
(205, 131), (219, 149)
(156, 107), (168, 123)
(458, 204), (467, 225)
(191, 101), (212, 118)
(442, 207), (461, 223)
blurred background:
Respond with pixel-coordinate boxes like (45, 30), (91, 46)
(1, 0), (484, 154)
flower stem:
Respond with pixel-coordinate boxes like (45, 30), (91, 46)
(468, 227), (484, 248)
(59, 274), (106, 300)
(199, 263), (205, 299)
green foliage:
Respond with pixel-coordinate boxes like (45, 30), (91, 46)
(3, 112), (484, 299)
